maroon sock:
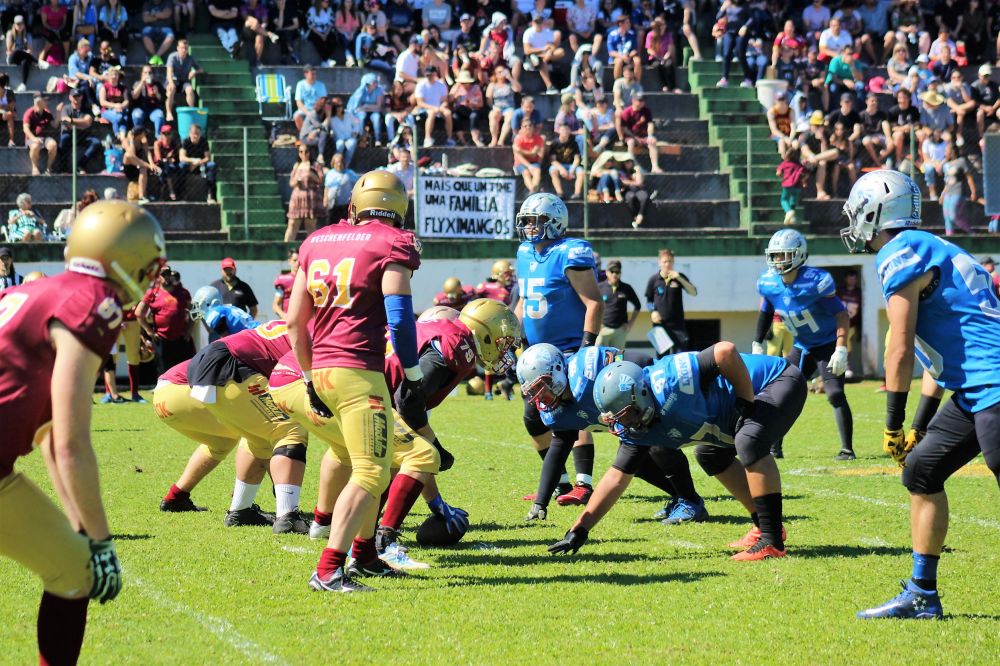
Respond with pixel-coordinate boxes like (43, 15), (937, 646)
(380, 474), (424, 531)
(317, 548), (348, 578)
(127, 364), (140, 396)
(313, 508), (332, 526)
(484, 373), (493, 393)
(38, 592), (88, 666)
(352, 537), (377, 564)
(164, 484), (189, 502)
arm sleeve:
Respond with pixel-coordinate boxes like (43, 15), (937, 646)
(754, 299), (775, 343)
(384, 294), (420, 370)
(695, 345), (719, 393)
(395, 348), (452, 431)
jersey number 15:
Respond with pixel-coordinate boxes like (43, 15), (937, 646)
(519, 277), (549, 319)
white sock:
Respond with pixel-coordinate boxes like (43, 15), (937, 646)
(576, 474), (593, 486)
(275, 483), (301, 517)
(229, 480), (260, 512)
(559, 473), (570, 485)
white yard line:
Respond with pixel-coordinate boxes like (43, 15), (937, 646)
(666, 539), (705, 550)
(858, 536), (890, 548)
(130, 575), (286, 665)
(279, 545), (311, 554)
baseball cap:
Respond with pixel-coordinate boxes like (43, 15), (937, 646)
(490, 11), (506, 28)
(916, 54), (929, 63)
(303, 63), (314, 72)
(424, 66), (438, 75)
(221, 258), (236, 270)
(607, 260), (622, 272)
(980, 64), (993, 77)
(980, 256), (996, 265)
(410, 34), (423, 45)
(13, 15), (24, 24)
(460, 13), (472, 21)
(0, 247), (11, 258)
(69, 88), (84, 97)
(840, 92), (854, 103)
(633, 91), (644, 100)
(868, 75), (886, 93)
(161, 124), (172, 133)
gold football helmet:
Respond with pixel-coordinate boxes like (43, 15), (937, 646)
(459, 298), (522, 374)
(65, 200), (166, 307)
(443, 277), (463, 300)
(348, 170), (409, 227)
(491, 259), (513, 285)
(22, 271), (46, 283)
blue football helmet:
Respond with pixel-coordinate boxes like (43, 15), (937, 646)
(191, 285), (221, 321)
(515, 193), (569, 242)
(593, 361), (657, 432)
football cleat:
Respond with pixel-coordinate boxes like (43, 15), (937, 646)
(131, 394), (148, 404)
(224, 504), (275, 527)
(653, 497), (679, 520)
(159, 495), (207, 512)
(347, 557), (410, 579)
(309, 521), (331, 540)
(273, 508), (310, 535)
(835, 449), (857, 461)
(379, 542), (431, 570)
(857, 580), (944, 619)
(522, 482), (573, 502)
(731, 539), (787, 561)
(309, 568), (372, 593)
(556, 482), (593, 506)
(728, 525), (787, 550)
(661, 497), (709, 525)
(499, 379), (514, 400)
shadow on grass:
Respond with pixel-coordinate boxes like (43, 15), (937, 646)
(947, 613), (1000, 621)
(626, 494), (808, 503)
(431, 550), (669, 566)
(442, 570), (725, 587)
(112, 533), (154, 541)
(639, 513), (811, 526)
(466, 537), (643, 549)
(791, 544), (912, 558)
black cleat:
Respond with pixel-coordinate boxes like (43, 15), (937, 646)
(375, 526), (400, 554)
(554, 482), (573, 500)
(159, 495), (207, 512)
(834, 449), (857, 461)
(224, 503), (275, 527)
(347, 557), (410, 579)
(770, 441), (784, 459)
(309, 568), (372, 593)
(273, 507), (310, 534)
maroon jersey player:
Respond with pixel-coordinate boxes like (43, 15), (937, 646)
(475, 259), (514, 304)
(272, 249), (299, 319)
(0, 201), (164, 664)
(433, 276), (476, 309)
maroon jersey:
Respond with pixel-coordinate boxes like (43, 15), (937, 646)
(274, 272), (295, 313)
(220, 320), (292, 377)
(475, 280), (510, 304)
(298, 220), (421, 372)
(269, 352), (301, 389)
(432, 285), (475, 309)
(0, 272), (123, 477)
(159, 359), (190, 385)
(384, 319), (477, 409)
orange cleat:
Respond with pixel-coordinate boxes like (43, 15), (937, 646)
(731, 542), (787, 561)
(728, 525), (787, 549)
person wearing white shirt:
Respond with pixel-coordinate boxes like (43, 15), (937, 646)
(395, 35), (422, 94)
(414, 66), (453, 146)
(819, 18), (852, 61)
(386, 145), (414, 196)
(522, 13), (565, 94)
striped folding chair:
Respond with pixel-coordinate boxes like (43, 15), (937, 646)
(255, 73), (292, 120)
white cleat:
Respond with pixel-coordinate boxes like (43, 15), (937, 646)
(379, 541), (431, 570)
(309, 520), (331, 540)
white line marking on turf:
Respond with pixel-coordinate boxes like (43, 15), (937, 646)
(130, 575), (286, 665)
(858, 536), (890, 548)
(666, 539), (704, 550)
(280, 545), (310, 554)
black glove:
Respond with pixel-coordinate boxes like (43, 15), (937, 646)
(581, 331), (598, 348)
(734, 397), (755, 433)
(400, 376), (426, 414)
(432, 437), (455, 472)
(305, 380), (332, 418)
(88, 538), (123, 604)
(548, 526), (589, 554)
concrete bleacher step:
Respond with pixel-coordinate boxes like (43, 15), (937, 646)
(196, 85), (257, 102)
(711, 125), (771, 142)
(702, 98), (767, 115)
(718, 137), (779, 154)
(709, 112), (768, 126)
(564, 200), (741, 231)
(698, 87), (760, 101)
(218, 180), (278, 198)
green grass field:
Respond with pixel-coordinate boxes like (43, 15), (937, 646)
(2, 380), (999, 664)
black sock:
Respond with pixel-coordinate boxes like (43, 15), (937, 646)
(833, 403), (854, 452)
(537, 446), (567, 483)
(752, 493), (784, 549)
(649, 446), (700, 500)
(572, 442), (594, 479)
(912, 395), (943, 432)
(750, 512), (760, 528)
(535, 438), (572, 507)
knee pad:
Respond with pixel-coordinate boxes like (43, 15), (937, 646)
(735, 436), (771, 469)
(694, 444), (736, 477)
(272, 444), (307, 463)
(901, 447), (946, 495)
(825, 383), (848, 408)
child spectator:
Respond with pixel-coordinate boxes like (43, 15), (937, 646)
(777, 145), (805, 225)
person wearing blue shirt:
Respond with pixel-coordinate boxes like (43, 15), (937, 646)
(753, 229), (854, 460)
(67, 39), (98, 106)
(347, 73), (385, 146)
(322, 152), (359, 222)
(517, 344), (707, 525)
(515, 193), (604, 511)
(548, 343), (805, 560)
(190, 285), (260, 341)
(606, 15), (640, 80)
(293, 64), (328, 131)
(845, 170), (1000, 620)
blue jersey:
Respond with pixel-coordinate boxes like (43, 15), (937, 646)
(516, 237), (595, 351)
(757, 265), (845, 350)
(205, 305), (260, 338)
(617, 352), (788, 448)
(541, 346), (621, 432)
(877, 230), (1000, 412)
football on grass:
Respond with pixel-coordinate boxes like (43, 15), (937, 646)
(415, 511), (468, 547)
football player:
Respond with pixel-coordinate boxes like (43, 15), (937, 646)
(287, 170), (423, 592)
(433, 277), (476, 309)
(752, 229), (855, 460)
(191, 285), (260, 339)
(0, 200), (164, 664)
(272, 249), (299, 319)
(476, 259), (514, 304)
(515, 193), (604, 508)
(845, 170), (1000, 620)
(517, 344), (708, 525)
(549, 344), (806, 561)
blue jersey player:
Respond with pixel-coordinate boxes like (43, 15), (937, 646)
(548, 344), (806, 561)
(845, 170), (1000, 620)
(753, 229), (855, 461)
(514, 193), (604, 510)
(516, 344), (708, 525)
(191, 285), (260, 339)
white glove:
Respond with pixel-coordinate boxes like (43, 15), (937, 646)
(828, 345), (849, 376)
(751, 341), (765, 355)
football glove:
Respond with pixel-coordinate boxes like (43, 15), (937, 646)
(828, 345), (849, 376)
(751, 341), (765, 356)
(305, 381), (332, 419)
(432, 438), (454, 472)
(88, 538), (122, 604)
(904, 427), (926, 459)
(525, 503), (547, 522)
(883, 428), (914, 467)
(548, 526), (589, 555)
(429, 496), (469, 534)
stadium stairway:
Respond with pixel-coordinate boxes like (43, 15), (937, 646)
(188, 34), (287, 241)
(686, 59), (804, 237)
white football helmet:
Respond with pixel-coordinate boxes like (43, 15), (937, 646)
(842, 169), (921, 253)
(516, 343), (568, 411)
(515, 192), (569, 242)
(190, 285), (221, 321)
(765, 228), (808, 274)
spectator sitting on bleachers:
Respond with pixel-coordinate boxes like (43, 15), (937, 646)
(23, 93), (57, 175)
(944, 69), (974, 144)
(385, 0), (415, 53)
(744, 36), (768, 86)
(0, 74), (16, 145)
(607, 15), (640, 81)
(827, 92), (863, 147)
(566, 0), (597, 55)
(595, 0), (622, 38)
(165, 38), (200, 122)
(418, 37), (451, 83)
(512, 118), (544, 194)
(90, 40), (123, 85)
(175, 0), (196, 37)
(590, 95), (616, 153)
(832, 2), (868, 61)
(802, 0), (831, 49)
(772, 19), (805, 68)
(645, 17), (678, 93)
(153, 124), (181, 200)
(323, 151), (358, 223)
(918, 85), (954, 141)
(394, 34), (421, 95)
(299, 97), (330, 162)
(485, 64), (518, 146)
(386, 143), (414, 197)
(800, 110), (837, 200)
(860, 92), (894, 167)
(123, 126), (160, 203)
(269, 0), (302, 65)
(52, 188), (98, 239)
(329, 96), (360, 166)
(142, 0), (176, 65)
(593, 153), (623, 203)
(285, 142), (322, 241)
(6, 15), (38, 93)
(306, 0), (339, 67)
(422, 0), (454, 42)
(6, 193), (47, 242)
(573, 62), (604, 110)
(347, 72), (385, 146)
(364, 0), (388, 39)
(522, 12), (565, 95)
(819, 17), (852, 62)
(932, 44), (959, 82)
(98, 0), (129, 61)
(828, 120), (857, 196)
(97, 65), (129, 137)
(208, 0), (241, 59)
(131, 63), (166, 135)
(179, 123), (217, 203)
(450, 68), (484, 146)
(293, 63), (327, 131)
(450, 12), (481, 58)
(38, 0), (70, 66)
(385, 78), (414, 143)
(888, 87), (921, 165)
(617, 93), (663, 175)
(241, 0), (280, 67)
(885, 43), (911, 92)
(355, 16), (395, 77)
(621, 157), (654, 229)
(548, 123), (584, 200)
(569, 44), (604, 91)
(800, 46), (825, 105)
(928, 27), (956, 61)
(905, 54), (933, 95)
(857, 0), (892, 62)
(334, 0), (362, 65)
(612, 64), (642, 120)
(74, 0), (99, 48)
(66, 38), (97, 107)
(478, 12), (523, 86)
(387, 123), (412, 160)
(767, 90), (796, 155)
(414, 65), (453, 147)
(714, 0), (747, 88)
(971, 63), (1000, 137)
(823, 44), (863, 112)
(56, 88), (100, 174)
(921, 128), (948, 199)
(510, 0), (538, 35)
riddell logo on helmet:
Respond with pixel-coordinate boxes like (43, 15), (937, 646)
(367, 209), (398, 221)
(67, 257), (108, 278)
